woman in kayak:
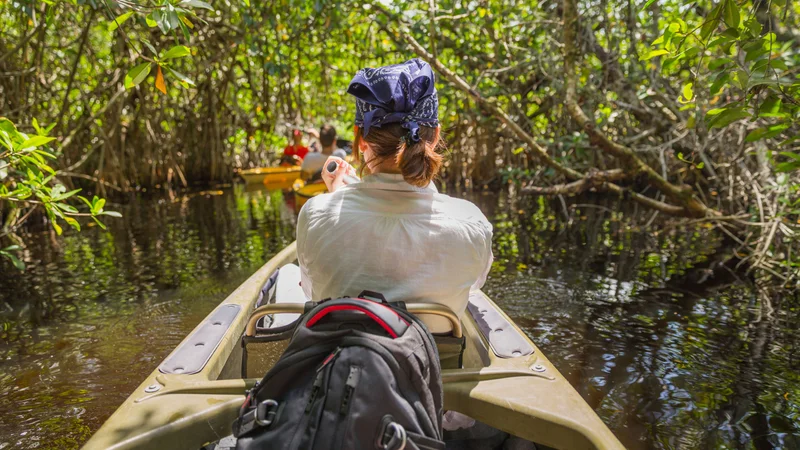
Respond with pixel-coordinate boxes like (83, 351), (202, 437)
(296, 58), (493, 333)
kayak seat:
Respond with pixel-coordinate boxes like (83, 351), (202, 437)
(241, 264), (466, 376)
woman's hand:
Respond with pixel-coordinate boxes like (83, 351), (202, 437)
(321, 156), (357, 193)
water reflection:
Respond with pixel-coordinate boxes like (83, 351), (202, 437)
(0, 186), (296, 449)
(475, 193), (800, 450)
(0, 186), (798, 450)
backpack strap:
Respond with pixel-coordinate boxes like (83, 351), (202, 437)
(305, 298), (409, 338)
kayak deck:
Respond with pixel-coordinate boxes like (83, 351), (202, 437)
(82, 242), (624, 450)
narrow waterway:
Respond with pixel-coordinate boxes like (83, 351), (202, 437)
(0, 186), (797, 449)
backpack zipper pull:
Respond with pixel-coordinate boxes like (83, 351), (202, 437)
(339, 366), (360, 415)
(317, 347), (342, 373)
(305, 369), (325, 414)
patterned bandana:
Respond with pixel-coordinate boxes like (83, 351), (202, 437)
(347, 58), (439, 143)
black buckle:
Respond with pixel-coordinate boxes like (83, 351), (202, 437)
(255, 399), (279, 426)
(380, 421), (407, 450)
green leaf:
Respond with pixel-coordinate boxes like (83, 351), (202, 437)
(179, 0), (214, 10)
(165, 67), (195, 87)
(0, 250), (25, 270)
(640, 49), (669, 61)
(680, 82), (694, 102)
(20, 135), (56, 149)
(780, 152), (800, 162)
(641, 0), (657, 10)
(708, 58), (733, 70)
(700, 8), (721, 41)
(108, 11), (134, 31)
(77, 195), (93, 209)
(52, 220), (62, 235)
(55, 202), (78, 213)
(156, 10), (171, 33)
(243, 0), (250, 6)
(52, 188), (81, 202)
(145, 13), (158, 28)
(775, 161), (800, 173)
(745, 47), (769, 63)
(124, 62), (152, 89)
(63, 216), (80, 231)
(723, 0), (740, 29)
(708, 107), (750, 128)
(745, 124), (789, 142)
(142, 40), (158, 56)
(99, 211), (122, 218)
(161, 45), (191, 60)
(758, 96), (783, 117)
(93, 197), (106, 213)
(734, 69), (749, 90)
(92, 216), (108, 230)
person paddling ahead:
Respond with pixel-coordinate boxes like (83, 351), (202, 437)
(296, 59), (493, 333)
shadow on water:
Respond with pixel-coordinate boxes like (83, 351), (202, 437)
(0, 185), (798, 450)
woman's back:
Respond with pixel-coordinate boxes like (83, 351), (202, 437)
(297, 173), (493, 332)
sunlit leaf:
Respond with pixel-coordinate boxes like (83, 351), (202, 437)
(145, 13), (158, 28)
(63, 216), (81, 231)
(20, 135), (55, 149)
(179, 0), (214, 10)
(124, 62), (152, 89)
(640, 49), (669, 61)
(99, 211), (123, 218)
(108, 11), (134, 31)
(161, 45), (191, 60)
(679, 82), (694, 102)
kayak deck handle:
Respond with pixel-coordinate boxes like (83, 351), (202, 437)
(245, 302), (462, 338)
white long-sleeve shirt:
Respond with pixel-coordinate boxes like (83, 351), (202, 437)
(296, 173), (493, 333)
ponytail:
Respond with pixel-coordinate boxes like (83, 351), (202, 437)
(395, 127), (442, 188)
(354, 124), (444, 187)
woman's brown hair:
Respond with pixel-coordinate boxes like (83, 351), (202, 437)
(353, 124), (444, 188)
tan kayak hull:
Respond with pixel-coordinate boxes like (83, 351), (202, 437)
(82, 242), (625, 450)
(239, 166), (301, 185)
(292, 179), (327, 209)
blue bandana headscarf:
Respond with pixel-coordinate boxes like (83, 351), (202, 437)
(347, 58), (439, 143)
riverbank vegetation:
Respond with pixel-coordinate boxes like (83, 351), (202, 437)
(1, 0), (798, 288)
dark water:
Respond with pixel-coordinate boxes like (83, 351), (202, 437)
(0, 186), (798, 450)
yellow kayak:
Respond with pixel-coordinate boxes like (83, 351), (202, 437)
(239, 166), (302, 185)
(82, 242), (625, 450)
(292, 179), (328, 209)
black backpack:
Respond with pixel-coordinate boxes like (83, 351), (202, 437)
(233, 295), (445, 450)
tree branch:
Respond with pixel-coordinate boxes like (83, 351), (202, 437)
(562, 0), (717, 218)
